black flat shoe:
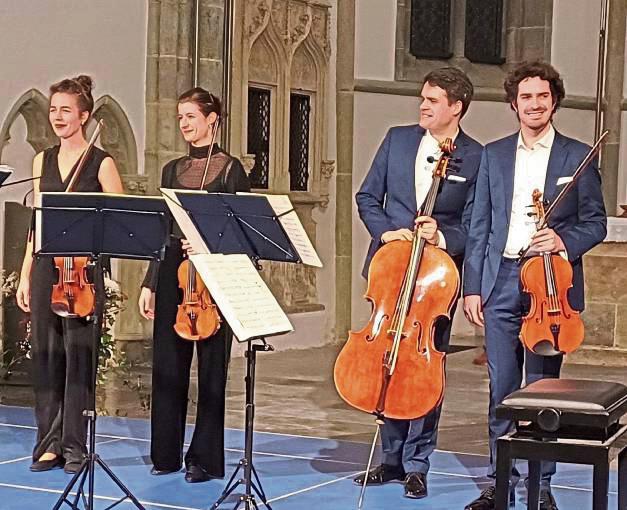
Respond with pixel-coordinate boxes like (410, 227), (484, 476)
(185, 464), (212, 483)
(464, 485), (516, 510)
(150, 466), (180, 475)
(403, 472), (427, 499)
(29, 457), (64, 472)
(353, 464), (405, 486)
(63, 461), (83, 474)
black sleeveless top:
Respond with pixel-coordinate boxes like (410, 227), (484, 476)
(40, 145), (109, 192)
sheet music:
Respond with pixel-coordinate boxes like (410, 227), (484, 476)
(190, 253), (293, 341)
(160, 188), (211, 254)
(238, 192), (323, 267)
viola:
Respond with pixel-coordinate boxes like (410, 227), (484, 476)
(50, 120), (104, 318)
(334, 139), (458, 421)
(519, 189), (584, 355)
(173, 117), (222, 341)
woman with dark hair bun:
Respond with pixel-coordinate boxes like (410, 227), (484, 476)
(138, 87), (250, 483)
(15, 75), (124, 474)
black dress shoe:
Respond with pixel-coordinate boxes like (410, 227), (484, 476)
(403, 472), (427, 499)
(353, 464), (405, 486)
(539, 488), (558, 510)
(185, 464), (212, 483)
(64, 461), (83, 474)
(464, 485), (516, 510)
(29, 456), (64, 472)
(150, 466), (180, 475)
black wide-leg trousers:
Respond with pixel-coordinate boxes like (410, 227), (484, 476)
(30, 257), (103, 464)
(150, 243), (231, 477)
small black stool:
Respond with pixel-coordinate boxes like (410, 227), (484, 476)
(495, 378), (627, 510)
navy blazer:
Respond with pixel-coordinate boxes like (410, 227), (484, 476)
(356, 124), (483, 277)
(463, 130), (607, 310)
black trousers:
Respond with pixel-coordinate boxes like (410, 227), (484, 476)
(150, 243), (231, 476)
(30, 257), (103, 463)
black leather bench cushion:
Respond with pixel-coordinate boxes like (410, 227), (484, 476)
(497, 379), (627, 428)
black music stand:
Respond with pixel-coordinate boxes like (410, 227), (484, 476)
(169, 191), (302, 510)
(173, 192), (301, 267)
(34, 192), (169, 510)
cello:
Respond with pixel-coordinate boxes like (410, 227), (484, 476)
(334, 139), (459, 507)
(173, 118), (221, 341)
(519, 189), (584, 355)
(50, 120), (104, 318)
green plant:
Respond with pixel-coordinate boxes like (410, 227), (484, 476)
(97, 276), (128, 383)
(0, 272), (127, 384)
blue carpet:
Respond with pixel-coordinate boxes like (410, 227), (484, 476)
(0, 405), (618, 509)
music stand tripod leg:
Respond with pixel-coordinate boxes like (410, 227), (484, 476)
(50, 261), (145, 510)
(212, 338), (273, 510)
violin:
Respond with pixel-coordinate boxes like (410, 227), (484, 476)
(173, 118), (221, 341)
(174, 260), (220, 340)
(50, 120), (103, 318)
(519, 189), (584, 355)
(334, 139), (459, 421)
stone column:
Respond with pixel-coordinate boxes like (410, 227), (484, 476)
(198, 0), (224, 98)
(600, 0), (626, 215)
(335, 0), (355, 341)
(145, 0), (194, 195)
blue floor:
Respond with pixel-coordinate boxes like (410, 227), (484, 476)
(0, 405), (618, 509)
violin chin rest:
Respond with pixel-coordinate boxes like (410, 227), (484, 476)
(50, 303), (79, 319)
(531, 340), (562, 357)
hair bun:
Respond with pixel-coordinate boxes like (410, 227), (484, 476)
(74, 75), (94, 94)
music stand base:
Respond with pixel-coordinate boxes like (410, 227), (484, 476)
(53, 451), (145, 510)
(211, 339), (273, 510)
(211, 459), (270, 510)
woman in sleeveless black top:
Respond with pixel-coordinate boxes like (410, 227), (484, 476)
(139, 88), (249, 483)
(16, 76), (124, 474)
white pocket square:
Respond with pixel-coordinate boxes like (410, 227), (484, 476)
(556, 176), (573, 185)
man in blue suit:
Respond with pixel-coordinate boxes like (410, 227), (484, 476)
(463, 61), (607, 510)
(354, 67), (483, 500)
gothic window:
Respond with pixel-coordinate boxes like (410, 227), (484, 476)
(410, 0), (453, 60)
(289, 92), (311, 192)
(247, 86), (271, 190)
(410, 0), (504, 64)
(464, 0), (505, 64)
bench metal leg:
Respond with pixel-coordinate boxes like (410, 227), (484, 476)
(593, 462), (609, 510)
(527, 460), (541, 510)
(619, 448), (627, 510)
(496, 439), (512, 508)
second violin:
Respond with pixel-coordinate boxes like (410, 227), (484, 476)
(520, 189), (584, 355)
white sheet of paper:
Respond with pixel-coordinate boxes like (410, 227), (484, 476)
(160, 188), (210, 254)
(238, 192), (323, 267)
(190, 253), (293, 341)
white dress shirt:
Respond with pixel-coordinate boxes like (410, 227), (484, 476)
(414, 129), (458, 248)
(503, 125), (555, 258)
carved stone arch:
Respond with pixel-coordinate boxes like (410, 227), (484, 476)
(92, 95), (141, 193)
(249, 31), (281, 85)
(291, 41), (318, 91)
(0, 89), (55, 159)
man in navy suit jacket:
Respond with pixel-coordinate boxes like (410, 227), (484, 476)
(463, 62), (607, 510)
(354, 67), (482, 500)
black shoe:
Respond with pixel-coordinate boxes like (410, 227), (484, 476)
(464, 485), (516, 510)
(540, 488), (558, 510)
(185, 463), (212, 483)
(29, 456), (64, 472)
(63, 461), (83, 474)
(353, 464), (405, 486)
(403, 472), (427, 499)
(150, 466), (180, 475)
